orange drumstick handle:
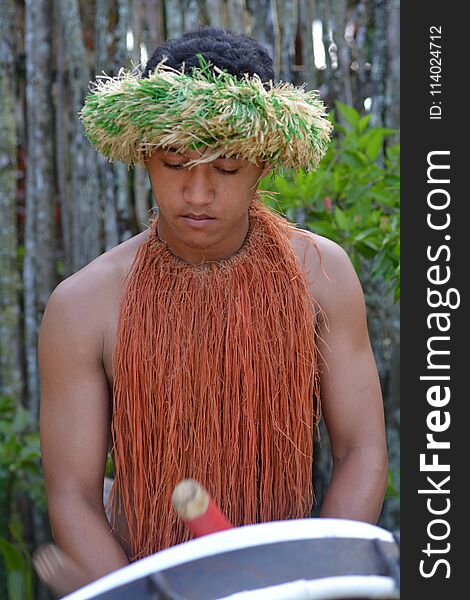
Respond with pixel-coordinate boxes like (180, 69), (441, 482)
(171, 479), (233, 537)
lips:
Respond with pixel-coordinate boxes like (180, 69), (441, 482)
(180, 214), (216, 229)
(183, 213), (214, 220)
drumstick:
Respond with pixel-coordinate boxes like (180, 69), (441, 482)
(32, 543), (91, 597)
(171, 479), (233, 537)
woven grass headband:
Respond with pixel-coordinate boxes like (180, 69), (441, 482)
(79, 55), (333, 172)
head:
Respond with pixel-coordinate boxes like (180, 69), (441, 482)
(80, 27), (333, 261)
(142, 27), (275, 263)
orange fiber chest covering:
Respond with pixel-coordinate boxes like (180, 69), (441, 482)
(108, 199), (322, 561)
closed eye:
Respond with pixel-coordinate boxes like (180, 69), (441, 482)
(163, 162), (187, 170)
(215, 168), (239, 175)
(163, 162), (239, 175)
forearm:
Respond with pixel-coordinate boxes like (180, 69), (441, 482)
(319, 445), (388, 524)
(48, 493), (129, 582)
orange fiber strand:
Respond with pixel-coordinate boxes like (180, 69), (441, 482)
(107, 196), (323, 561)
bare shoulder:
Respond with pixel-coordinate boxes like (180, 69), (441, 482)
(289, 227), (365, 315)
(40, 229), (150, 357)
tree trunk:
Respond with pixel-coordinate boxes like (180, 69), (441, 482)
(135, 0), (153, 231)
(115, 0), (131, 71)
(165, 0), (184, 40)
(24, 0), (55, 420)
(112, 0), (134, 241)
(329, 0), (352, 106)
(278, 0), (298, 83)
(386, 0), (399, 136)
(144, 0), (165, 50)
(181, 0), (200, 30)
(351, 0), (371, 113)
(370, 0), (387, 126)
(53, 0), (74, 277)
(297, 0), (317, 90)
(95, 0), (110, 74)
(319, 0), (333, 98)
(204, 0), (226, 28)
(24, 3), (57, 596)
(56, 0), (100, 270)
(247, 0), (275, 67)
(382, 324), (399, 528)
(366, 287), (400, 531)
(227, 0), (248, 32)
(94, 0), (120, 251)
(0, 0), (23, 403)
(270, 0), (281, 79)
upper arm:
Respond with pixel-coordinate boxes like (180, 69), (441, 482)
(39, 276), (111, 506)
(302, 233), (387, 462)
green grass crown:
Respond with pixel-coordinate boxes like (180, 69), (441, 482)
(79, 56), (333, 173)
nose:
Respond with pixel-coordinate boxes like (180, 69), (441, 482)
(183, 165), (215, 207)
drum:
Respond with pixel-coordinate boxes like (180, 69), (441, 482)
(62, 519), (400, 600)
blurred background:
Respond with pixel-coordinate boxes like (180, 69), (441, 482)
(0, 0), (399, 598)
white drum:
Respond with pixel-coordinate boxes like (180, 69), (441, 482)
(62, 519), (400, 600)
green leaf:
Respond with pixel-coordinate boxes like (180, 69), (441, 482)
(394, 282), (401, 302)
(358, 115), (372, 133)
(386, 469), (400, 499)
(7, 570), (27, 600)
(8, 517), (24, 545)
(12, 408), (30, 433)
(23, 432), (41, 447)
(357, 129), (375, 151)
(0, 397), (14, 415)
(342, 150), (368, 170)
(365, 130), (384, 161)
(350, 251), (361, 274)
(354, 241), (378, 258)
(2, 520), (34, 600)
(335, 101), (360, 129)
(386, 143), (400, 162)
(334, 207), (349, 231)
(352, 228), (379, 243)
(0, 538), (24, 572)
(306, 220), (338, 239)
(105, 453), (115, 477)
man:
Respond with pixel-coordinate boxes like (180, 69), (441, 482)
(35, 26), (388, 594)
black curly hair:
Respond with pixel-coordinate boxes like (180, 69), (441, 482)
(141, 26), (274, 83)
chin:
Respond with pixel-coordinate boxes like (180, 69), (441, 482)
(183, 237), (217, 251)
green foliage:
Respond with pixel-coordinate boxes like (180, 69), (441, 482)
(0, 518), (33, 600)
(261, 101), (400, 301)
(0, 397), (45, 600)
(105, 452), (114, 478)
(385, 468), (400, 501)
(0, 397), (45, 511)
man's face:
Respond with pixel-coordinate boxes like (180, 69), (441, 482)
(144, 148), (266, 263)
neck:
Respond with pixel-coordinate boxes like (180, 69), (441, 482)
(155, 213), (251, 265)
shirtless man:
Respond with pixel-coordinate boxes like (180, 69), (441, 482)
(36, 26), (388, 595)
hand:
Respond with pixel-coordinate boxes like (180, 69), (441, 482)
(32, 543), (92, 598)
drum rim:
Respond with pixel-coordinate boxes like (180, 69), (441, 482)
(213, 575), (399, 600)
(63, 518), (397, 600)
